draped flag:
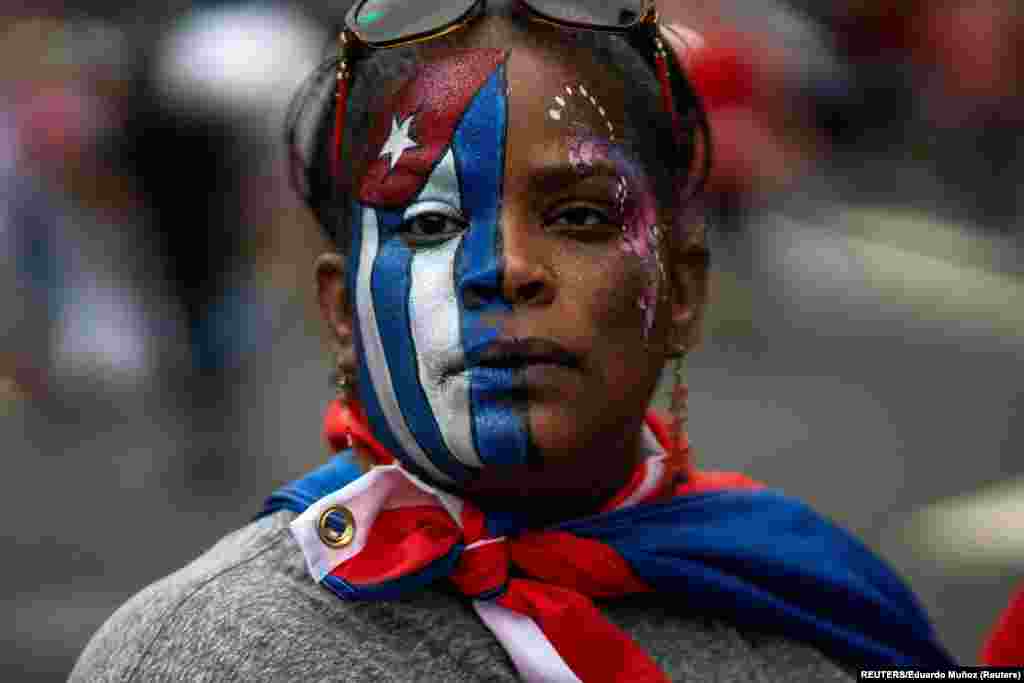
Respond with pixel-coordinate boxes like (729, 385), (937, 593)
(263, 411), (955, 681)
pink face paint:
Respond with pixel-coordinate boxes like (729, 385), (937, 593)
(548, 80), (662, 338)
(567, 128), (662, 339)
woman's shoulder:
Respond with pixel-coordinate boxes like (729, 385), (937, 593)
(70, 509), (857, 683)
(69, 512), (295, 682)
(68, 511), (518, 682)
(605, 598), (858, 681)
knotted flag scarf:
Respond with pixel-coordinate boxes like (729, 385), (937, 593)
(262, 402), (955, 681)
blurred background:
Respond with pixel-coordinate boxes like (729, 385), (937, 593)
(1, 0), (1021, 678)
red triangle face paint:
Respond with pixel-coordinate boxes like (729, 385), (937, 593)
(358, 50), (507, 209)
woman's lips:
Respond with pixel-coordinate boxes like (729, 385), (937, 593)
(444, 338), (581, 377)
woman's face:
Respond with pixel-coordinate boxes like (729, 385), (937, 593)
(337, 40), (697, 510)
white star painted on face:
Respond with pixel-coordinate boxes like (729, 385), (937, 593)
(379, 113), (419, 171)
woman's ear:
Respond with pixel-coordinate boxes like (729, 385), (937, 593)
(666, 223), (710, 353)
(315, 252), (354, 353)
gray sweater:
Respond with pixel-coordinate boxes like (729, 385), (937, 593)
(70, 510), (857, 682)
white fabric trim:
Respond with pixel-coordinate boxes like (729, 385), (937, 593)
(474, 601), (583, 683)
(409, 233), (483, 469)
(466, 536), (505, 551)
(640, 423), (664, 458)
(613, 425), (668, 511)
(407, 149), (482, 469)
(395, 463), (465, 527)
(290, 465), (441, 581)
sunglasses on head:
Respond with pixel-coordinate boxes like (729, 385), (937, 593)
(329, 0), (709, 198)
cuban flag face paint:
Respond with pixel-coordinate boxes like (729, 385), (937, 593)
(349, 50), (536, 487)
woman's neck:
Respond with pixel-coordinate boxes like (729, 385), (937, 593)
(460, 426), (645, 528)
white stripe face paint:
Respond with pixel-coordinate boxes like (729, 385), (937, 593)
(408, 149), (483, 469)
(409, 147), (461, 209)
(355, 208), (453, 484)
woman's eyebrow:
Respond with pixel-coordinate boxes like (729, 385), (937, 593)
(526, 159), (620, 193)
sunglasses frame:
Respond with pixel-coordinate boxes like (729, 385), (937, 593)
(343, 0), (489, 48)
(330, 0), (705, 197)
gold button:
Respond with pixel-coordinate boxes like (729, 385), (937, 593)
(317, 505), (355, 548)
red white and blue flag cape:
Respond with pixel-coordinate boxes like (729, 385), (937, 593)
(982, 582), (1024, 665)
(262, 406), (954, 681)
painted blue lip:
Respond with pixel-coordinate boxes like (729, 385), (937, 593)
(468, 365), (521, 392)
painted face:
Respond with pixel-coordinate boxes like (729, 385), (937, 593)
(350, 48), (671, 496)
(350, 51), (529, 486)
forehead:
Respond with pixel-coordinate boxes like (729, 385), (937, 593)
(505, 45), (629, 134)
(357, 45), (633, 202)
(504, 47), (630, 171)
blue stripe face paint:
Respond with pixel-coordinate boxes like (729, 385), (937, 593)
(453, 61), (535, 469)
(349, 50), (536, 487)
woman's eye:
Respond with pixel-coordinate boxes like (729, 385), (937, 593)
(400, 213), (466, 245)
(548, 206), (616, 229)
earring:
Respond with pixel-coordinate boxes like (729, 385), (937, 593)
(668, 353), (688, 477)
(334, 366), (356, 402)
(329, 367), (355, 450)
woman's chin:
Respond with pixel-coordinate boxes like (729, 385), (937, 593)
(525, 402), (598, 460)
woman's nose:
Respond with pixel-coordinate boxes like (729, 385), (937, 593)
(459, 218), (554, 310)
(500, 247), (554, 307)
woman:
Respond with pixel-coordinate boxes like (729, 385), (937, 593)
(71, 2), (954, 680)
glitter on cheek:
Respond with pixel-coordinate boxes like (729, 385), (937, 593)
(547, 78), (659, 339)
(640, 227), (665, 338)
(615, 177), (628, 221)
(614, 169), (661, 340)
(567, 129), (662, 340)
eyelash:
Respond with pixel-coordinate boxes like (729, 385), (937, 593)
(399, 202), (467, 246)
(547, 205), (616, 228)
(545, 203), (622, 242)
(396, 202), (621, 247)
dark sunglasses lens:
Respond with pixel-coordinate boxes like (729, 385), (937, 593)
(351, 0), (480, 44)
(525, 0), (649, 27)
